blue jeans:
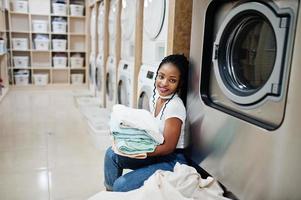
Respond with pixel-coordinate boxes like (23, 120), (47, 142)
(104, 147), (187, 192)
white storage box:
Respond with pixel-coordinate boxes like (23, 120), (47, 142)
(12, 0), (28, 13)
(52, 3), (67, 15)
(53, 56), (67, 68)
(14, 73), (29, 85)
(52, 21), (67, 33)
(52, 39), (67, 51)
(71, 73), (84, 85)
(32, 20), (48, 33)
(13, 56), (29, 67)
(87, 116), (111, 151)
(70, 57), (84, 68)
(70, 4), (84, 16)
(33, 74), (48, 86)
(12, 38), (28, 50)
(34, 38), (49, 50)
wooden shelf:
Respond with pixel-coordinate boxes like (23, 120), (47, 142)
(52, 68), (69, 70)
(51, 14), (68, 17)
(51, 32), (68, 35)
(32, 67), (52, 69)
(7, 0), (87, 87)
(71, 68), (86, 70)
(69, 33), (85, 36)
(12, 49), (31, 52)
(11, 67), (31, 69)
(32, 32), (50, 34)
(10, 12), (29, 15)
(69, 16), (85, 19)
(11, 30), (30, 33)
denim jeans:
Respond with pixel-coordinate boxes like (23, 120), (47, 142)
(104, 147), (187, 192)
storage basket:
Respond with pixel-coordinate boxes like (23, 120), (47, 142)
(33, 74), (48, 86)
(53, 56), (67, 68)
(70, 57), (84, 68)
(12, 0), (28, 13)
(32, 20), (48, 33)
(52, 3), (67, 15)
(14, 73), (29, 85)
(70, 4), (84, 16)
(12, 38), (28, 50)
(52, 39), (66, 51)
(52, 21), (67, 33)
(13, 56), (29, 67)
(34, 38), (49, 50)
(71, 73), (84, 84)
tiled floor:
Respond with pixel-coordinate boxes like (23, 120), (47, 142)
(0, 89), (109, 200)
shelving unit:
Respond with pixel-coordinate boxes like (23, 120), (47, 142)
(7, 0), (88, 87)
(0, 7), (9, 102)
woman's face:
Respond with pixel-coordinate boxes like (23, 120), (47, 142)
(156, 63), (181, 97)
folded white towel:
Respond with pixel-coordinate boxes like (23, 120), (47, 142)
(111, 104), (164, 144)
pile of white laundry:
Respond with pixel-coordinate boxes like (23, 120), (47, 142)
(88, 163), (230, 200)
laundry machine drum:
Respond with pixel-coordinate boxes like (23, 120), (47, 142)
(96, 67), (102, 91)
(212, 2), (289, 105)
(117, 79), (129, 106)
(106, 72), (113, 100)
(138, 92), (151, 111)
(143, 0), (166, 40)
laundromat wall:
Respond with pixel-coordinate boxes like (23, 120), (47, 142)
(86, 0), (192, 108)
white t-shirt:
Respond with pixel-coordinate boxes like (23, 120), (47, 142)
(149, 94), (186, 149)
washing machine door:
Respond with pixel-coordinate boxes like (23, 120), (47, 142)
(205, 2), (294, 129)
(121, 0), (135, 41)
(138, 86), (153, 111)
(109, 0), (117, 40)
(89, 55), (96, 89)
(95, 55), (103, 92)
(143, 0), (165, 40)
(106, 72), (112, 100)
(118, 75), (129, 106)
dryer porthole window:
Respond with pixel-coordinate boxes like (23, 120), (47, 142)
(219, 15), (276, 95)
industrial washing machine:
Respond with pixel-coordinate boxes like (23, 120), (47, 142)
(187, 0), (301, 199)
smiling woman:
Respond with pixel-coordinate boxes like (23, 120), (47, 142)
(103, 54), (189, 192)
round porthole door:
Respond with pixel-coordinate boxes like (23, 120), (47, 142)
(121, 0), (135, 41)
(143, 0), (165, 40)
(212, 2), (288, 105)
(118, 76), (129, 106)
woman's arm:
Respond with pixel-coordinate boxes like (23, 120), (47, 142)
(147, 117), (182, 157)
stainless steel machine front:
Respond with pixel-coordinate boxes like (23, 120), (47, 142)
(187, 0), (301, 199)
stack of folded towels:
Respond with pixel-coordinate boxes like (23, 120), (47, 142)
(110, 104), (164, 159)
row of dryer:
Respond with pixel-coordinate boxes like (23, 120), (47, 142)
(87, 0), (168, 111)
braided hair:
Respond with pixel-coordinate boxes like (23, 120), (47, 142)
(152, 54), (189, 120)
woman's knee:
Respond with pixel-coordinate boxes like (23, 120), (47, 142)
(113, 176), (140, 192)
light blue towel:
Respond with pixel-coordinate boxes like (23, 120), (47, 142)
(110, 115), (159, 155)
